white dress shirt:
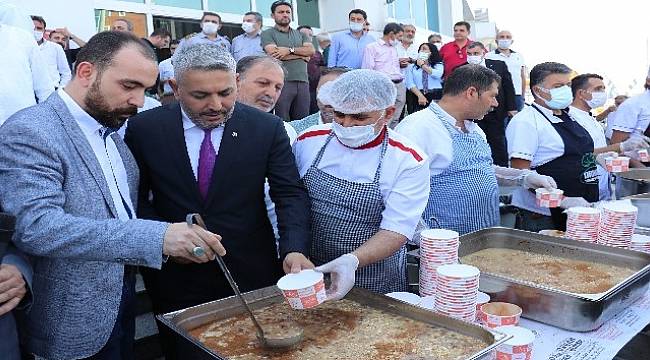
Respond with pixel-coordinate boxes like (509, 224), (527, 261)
(58, 89), (134, 220)
(0, 25), (54, 124)
(293, 124), (430, 239)
(181, 109), (224, 180)
(158, 58), (174, 95)
(39, 40), (71, 87)
(506, 103), (568, 215)
(396, 103), (487, 176)
(569, 106), (611, 200)
(485, 49), (525, 95)
(606, 90), (650, 138)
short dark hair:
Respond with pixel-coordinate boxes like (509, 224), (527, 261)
(150, 28), (171, 39)
(244, 11), (263, 24)
(383, 22), (403, 36)
(320, 66), (351, 77)
(170, 39), (181, 46)
(74, 31), (156, 75)
(271, 1), (292, 13)
(236, 55), (285, 78)
(31, 15), (46, 28)
(467, 41), (485, 51)
(454, 21), (471, 31)
(428, 33), (442, 42)
(349, 9), (367, 20)
(571, 73), (604, 97)
(201, 12), (222, 22)
(443, 64), (501, 96)
(529, 62), (572, 96)
(297, 25), (312, 32)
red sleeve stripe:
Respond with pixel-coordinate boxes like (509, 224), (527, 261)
(297, 129), (331, 141)
(388, 138), (424, 162)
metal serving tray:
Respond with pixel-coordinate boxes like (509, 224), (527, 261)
(458, 227), (650, 332)
(157, 286), (509, 360)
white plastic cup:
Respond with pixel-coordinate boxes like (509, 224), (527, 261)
(277, 269), (326, 309)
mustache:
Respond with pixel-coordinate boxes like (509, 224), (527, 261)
(257, 95), (275, 104)
(200, 108), (229, 117)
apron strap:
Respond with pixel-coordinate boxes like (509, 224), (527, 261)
(310, 132), (335, 168)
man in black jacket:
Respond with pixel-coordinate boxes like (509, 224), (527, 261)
(465, 42), (517, 166)
(125, 43), (313, 359)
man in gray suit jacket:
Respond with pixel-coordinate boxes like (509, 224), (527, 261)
(0, 31), (226, 360)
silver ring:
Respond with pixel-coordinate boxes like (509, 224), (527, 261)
(192, 246), (205, 257)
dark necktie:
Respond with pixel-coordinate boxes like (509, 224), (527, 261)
(198, 129), (216, 200)
(102, 128), (133, 218)
(421, 66), (429, 94)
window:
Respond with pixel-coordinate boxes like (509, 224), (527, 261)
(153, 0), (202, 10)
(297, 0), (319, 28)
(255, 0), (278, 16)
(426, 0), (439, 32)
(394, 0), (411, 20)
(413, 0), (427, 28)
(95, 9), (148, 37)
(209, 1), (251, 14)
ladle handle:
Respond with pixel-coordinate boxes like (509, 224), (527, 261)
(186, 213), (267, 341)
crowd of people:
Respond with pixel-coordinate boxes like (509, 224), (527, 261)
(1, 0), (650, 359)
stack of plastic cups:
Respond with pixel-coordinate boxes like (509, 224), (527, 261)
(638, 149), (650, 162)
(605, 156), (630, 173)
(418, 229), (459, 297)
(598, 202), (638, 248)
(535, 188), (564, 208)
(630, 234), (650, 253)
(434, 264), (480, 322)
(565, 207), (601, 243)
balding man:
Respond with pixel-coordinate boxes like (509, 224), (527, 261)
(486, 30), (526, 111)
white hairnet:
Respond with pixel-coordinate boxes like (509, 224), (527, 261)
(317, 69), (397, 114)
(0, 2), (34, 33)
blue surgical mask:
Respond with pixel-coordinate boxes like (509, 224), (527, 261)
(539, 85), (573, 110)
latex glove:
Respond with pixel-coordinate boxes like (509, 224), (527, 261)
(619, 134), (650, 153)
(314, 253), (359, 301)
(560, 197), (591, 209)
(595, 151), (618, 168)
(522, 171), (557, 190)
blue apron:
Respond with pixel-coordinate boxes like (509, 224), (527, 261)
(302, 132), (407, 293)
(423, 105), (500, 235)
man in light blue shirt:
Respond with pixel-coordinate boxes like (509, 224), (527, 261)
(232, 11), (265, 62)
(177, 12), (230, 54)
(327, 8), (374, 69)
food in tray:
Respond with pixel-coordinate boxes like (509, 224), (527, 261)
(460, 248), (636, 294)
(189, 299), (487, 360)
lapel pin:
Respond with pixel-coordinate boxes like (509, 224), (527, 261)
(232, 131), (238, 137)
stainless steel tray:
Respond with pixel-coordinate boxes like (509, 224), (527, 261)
(157, 286), (509, 360)
(458, 227), (650, 332)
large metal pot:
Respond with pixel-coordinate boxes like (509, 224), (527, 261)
(623, 192), (650, 229)
(615, 169), (650, 199)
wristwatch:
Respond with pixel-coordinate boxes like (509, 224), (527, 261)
(289, 47), (295, 54)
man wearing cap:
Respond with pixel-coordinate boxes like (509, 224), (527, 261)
(397, 64), (558, 235)
(293, 69), (430, 300)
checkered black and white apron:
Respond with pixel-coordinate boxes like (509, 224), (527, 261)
(302, 132), (408, 293)
(423, 105), (500, 235)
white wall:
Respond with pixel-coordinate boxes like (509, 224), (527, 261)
(18, 0), (96, 42)
(437, 0), (464, 37)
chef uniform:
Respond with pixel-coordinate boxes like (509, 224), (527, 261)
(293, 124), (430, 293)
(507, 103), (599, 229)
(396, 103), (500, 235)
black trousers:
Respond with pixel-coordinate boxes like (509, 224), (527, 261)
(406, 89), (442, 115)
(477, 114), (508, 167)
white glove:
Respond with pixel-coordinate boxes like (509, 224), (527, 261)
(522, 171), (557, 190)
(619, 134), (650, 153)
(314, 253), (359, 301)
(595, 151), (618, 168)
(560, 197), (591, 209)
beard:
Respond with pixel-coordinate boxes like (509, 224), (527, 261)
(180, 101), (235, 130)
(84, 77), (138, 129)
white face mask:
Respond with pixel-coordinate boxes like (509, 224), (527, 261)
(467, 55), (483, 65)
(497, 39), (512, 49)
(389, 39), (400, 47)
(418, 52), (429, 60)
(433, 42), (442, 50)
(332, 113), (384, 148)
(202, 22), (219, 35)
(586, 91), (608, 109)
(241, 21), (256, 33)
(33, 30), (44, 42)
(349, 22), (364, 33)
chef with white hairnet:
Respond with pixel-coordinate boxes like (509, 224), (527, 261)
(292, 69), (430, 300)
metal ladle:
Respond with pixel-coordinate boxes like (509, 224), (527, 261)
(186, 213), (304, 348)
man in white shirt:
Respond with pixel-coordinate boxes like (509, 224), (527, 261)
(397, 64), (557, 235)
(0, 10), (53, 124)
(486, 30), (526, 111)
(293, 69), (430, 299)
(158, 39), (179, 104)
(608, 67), (650, 167)
(32, 15), (71, 88)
